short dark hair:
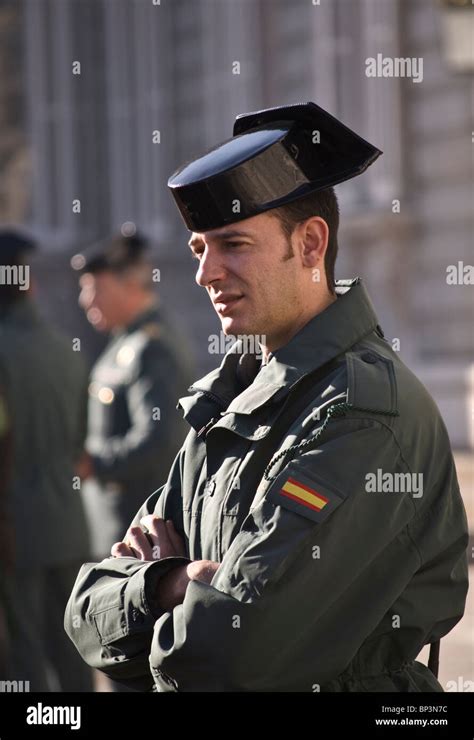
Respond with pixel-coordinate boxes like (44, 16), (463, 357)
(270, 187), (339, 292)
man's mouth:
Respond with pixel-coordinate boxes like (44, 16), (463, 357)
(212, 294), (243, 315)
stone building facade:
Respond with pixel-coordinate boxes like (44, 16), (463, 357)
(2, 0), (473, 445)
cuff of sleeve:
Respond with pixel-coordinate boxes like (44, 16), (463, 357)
(144, 556), (192, 619)
(89, 559), (163, 645)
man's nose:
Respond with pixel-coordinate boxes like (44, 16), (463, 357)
(195, 248), (226, 287)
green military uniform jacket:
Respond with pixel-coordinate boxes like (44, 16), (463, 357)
(0, 300), (90, 567)
(65, 279), (469, 691)
(83, 304), (192, 558)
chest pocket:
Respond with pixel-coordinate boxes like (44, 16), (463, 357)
(205, 400), (283, 521)
(176, 380), (278, 549)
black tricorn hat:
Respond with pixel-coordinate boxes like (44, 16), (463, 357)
(71, 226), (148, 273)
(168, 102), (382, 233)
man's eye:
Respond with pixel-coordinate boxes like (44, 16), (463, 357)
(224, 242), (244, 248)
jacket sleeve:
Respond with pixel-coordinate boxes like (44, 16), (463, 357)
(89, 341), (182, 483)
(64, 449), (191, 689)
(146, 417), (463, 691)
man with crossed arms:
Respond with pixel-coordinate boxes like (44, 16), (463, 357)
(65, 103), (468, 692)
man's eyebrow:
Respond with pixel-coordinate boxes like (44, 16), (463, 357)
(188, 229), (254, 250)
(208, 229), (254, 241)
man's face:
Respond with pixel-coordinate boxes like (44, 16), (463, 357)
(78, 271), (128, 331)
(189, 212), (306, 345)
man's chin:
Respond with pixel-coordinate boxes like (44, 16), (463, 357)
(220, 316), (261, 339)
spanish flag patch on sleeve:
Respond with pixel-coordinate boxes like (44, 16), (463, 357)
(266, 467), (345, 524)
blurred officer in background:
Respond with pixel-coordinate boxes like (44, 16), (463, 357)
(71, 228), (192, 563)
(66, 104), (468, 693)
(0, 229), (92, 691)
(0, 388), (12, 676)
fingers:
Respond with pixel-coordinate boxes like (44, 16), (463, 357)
(111, 541), (135, 558)
(111, 517), (186, 562)
(140, 515), (172, 558)
(125, 526), (154, 561)
(140, 515), (185, 559)
(165, 520), (187, 556)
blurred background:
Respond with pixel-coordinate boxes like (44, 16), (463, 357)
(0, 0), (472, 690)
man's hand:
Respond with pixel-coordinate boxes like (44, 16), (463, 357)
(186, 560), (220, 585)
(153, 559), (221, 612)
(111, 515), (186, 561)
(111, 516), (220, 611)
(75, 451), (94, 480)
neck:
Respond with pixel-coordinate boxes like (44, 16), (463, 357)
(260, 290), (337, 362)
(116, 293), (157, 331)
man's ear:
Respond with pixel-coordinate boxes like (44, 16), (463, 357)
(299, 217), (329, 268)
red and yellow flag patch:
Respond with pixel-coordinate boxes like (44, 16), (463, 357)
(266, 468), (344, 523)
(280, 477), (329, 513)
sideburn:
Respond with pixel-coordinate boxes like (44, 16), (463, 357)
(281, 236), (295, 262)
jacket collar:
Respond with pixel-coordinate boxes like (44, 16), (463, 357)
(179, 278), (380, 422)
(263, 277), (379, 387)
